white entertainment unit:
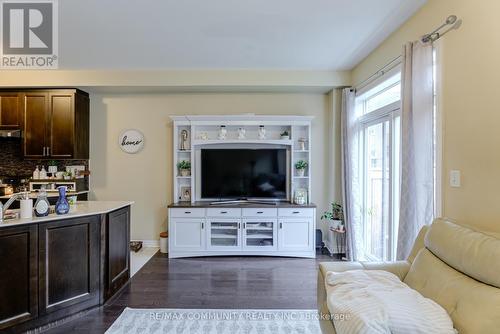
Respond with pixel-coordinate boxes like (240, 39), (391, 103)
(168, 115), (316, 258)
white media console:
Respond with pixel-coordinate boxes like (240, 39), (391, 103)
(168, 115), (316, 258)
(168, 204), (316, 258)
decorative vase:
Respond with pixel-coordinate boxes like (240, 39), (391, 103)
(55, 186), (70, 215)
(281, 135), (290, 140)
(296, 168), (305, 177)
(298, 138), (307, 151)
(180, 169), (190, 177)
(218, 125), (227, 140)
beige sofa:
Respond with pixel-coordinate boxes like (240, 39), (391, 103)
(318, 219), (500, 334)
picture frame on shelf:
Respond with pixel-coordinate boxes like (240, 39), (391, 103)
(180, 186), (191, 201)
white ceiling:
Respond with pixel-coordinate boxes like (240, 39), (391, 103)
(59, 0), (426, 70)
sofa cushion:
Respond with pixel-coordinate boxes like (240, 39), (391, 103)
(407, 225), (429, 263)
(404, 248), (500, 334)
(425, 219), (500, 288)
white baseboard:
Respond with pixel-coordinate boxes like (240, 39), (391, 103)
(131, 239), (160, 248)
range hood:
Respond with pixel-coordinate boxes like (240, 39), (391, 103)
(0, 129), (21, 138)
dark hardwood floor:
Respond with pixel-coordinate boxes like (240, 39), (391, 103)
(42, 251), (337, 334)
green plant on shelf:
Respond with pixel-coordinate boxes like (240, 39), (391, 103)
(280, 130), (289, 137)
(295, 160), (308, 170)
(177, 160), (191, 170)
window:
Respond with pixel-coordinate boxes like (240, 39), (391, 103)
(356, 71), (401, 261)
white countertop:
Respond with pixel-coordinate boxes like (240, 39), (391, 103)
(0, 201), (133, 228)
(0, 190), (90, 200)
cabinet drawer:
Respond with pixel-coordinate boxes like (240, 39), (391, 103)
(170, 208), (205, 218)
(242, 208), (278, 217)
(278, 208), (314, 217)
(207, 208), (241, 217)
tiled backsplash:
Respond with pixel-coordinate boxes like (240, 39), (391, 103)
(0, 138), (89, 178)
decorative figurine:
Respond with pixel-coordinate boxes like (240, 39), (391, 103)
(180, 129), (189, 150)
(238, 127), (246, 139)
(258, 125), (266, 139)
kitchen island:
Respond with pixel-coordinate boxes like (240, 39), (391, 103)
(0, 201), (132, 333)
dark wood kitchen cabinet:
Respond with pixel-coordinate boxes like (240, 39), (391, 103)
(104, 206), (131, 300)
(38, 216), (100, 316)
(0, 225), (38, 330)
(0, 204), (131, 333)
(0, 92), (22, 129)
(0, 88), (90, 159)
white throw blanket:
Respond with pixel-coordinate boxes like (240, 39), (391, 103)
(325, 270), (456, 334)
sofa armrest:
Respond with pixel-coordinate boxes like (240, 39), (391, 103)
(360, 261), (411, 281)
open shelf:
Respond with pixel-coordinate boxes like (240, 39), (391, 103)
(171, 115), (312, 205)
(192, 139), (293, 146)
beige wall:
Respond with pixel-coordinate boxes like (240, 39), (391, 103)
(353, 0), (500, 232)
(89, 93), (339, 241)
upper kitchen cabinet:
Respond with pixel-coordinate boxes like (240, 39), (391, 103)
(20, 89), (89, 159)
(0, 92), (22, 129)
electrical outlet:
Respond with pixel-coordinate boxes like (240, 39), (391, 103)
(450, 170), (461, 188)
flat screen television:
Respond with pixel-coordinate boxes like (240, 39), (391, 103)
(201, 149), (287, 200)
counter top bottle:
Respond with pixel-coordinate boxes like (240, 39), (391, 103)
(34, 187), (50, 217)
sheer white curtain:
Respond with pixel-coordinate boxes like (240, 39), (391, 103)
(341, 88), (364, 261)
(397, 41), (434, 260)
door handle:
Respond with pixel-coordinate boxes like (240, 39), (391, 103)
(292, 211), (300, 214)
(243, 223), (246, 229)
(220, 211), (227, 214)
(46, 147), (50, 156)
(257, 211), (263, 214)
(238, 222), (241, 229)
(280, 222), (283, 229)
(42, 147), (46, 156)
(184, 211), (191, 214)
(202, 222), (204, 229)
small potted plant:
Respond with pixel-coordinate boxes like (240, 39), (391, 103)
(63, 171), (73, 180)
(177, 160), (191, 177)
(280, 130), (290, 140)
(321, 202), (344, 231)
(295, 160), (308, 177)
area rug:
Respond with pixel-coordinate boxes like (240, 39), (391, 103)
(105, 308), (322, 333)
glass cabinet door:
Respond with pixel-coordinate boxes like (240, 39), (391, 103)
(243, 220), (277, 250)
(207, 220), (240, 249)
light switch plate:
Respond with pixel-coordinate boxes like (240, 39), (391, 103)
(450, 170), (461, 188)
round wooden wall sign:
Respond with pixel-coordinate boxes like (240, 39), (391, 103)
(119, 129), (145, 154)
